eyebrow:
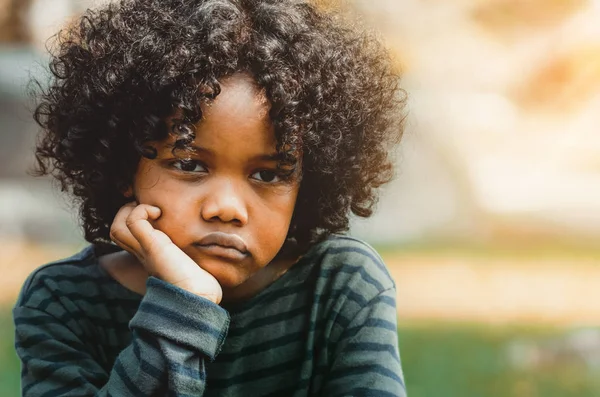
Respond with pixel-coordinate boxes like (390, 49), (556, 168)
(164, 143), (281, 162)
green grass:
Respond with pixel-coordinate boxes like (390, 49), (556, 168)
(0, 310), (20, 396)
(399, 324), (600, 397)
(2, 309), (599, 396)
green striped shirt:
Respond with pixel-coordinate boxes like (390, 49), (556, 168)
(14, 235), (406, 396)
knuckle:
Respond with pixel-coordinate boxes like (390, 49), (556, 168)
(109, 225), (120, 238)
(125, 209), (143, 227)
(109, 226), (125, 240)
(125, 216), (136, 228)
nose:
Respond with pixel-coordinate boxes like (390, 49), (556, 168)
(200, 178), (248, 226)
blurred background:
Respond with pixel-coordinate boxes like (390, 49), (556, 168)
(1, 0), (599, 395)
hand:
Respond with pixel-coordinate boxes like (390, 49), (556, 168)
(109, 202), (223, 304)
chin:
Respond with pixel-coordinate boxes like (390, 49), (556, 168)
(196, 257), (253, 288)
(216, 273), (249, 289)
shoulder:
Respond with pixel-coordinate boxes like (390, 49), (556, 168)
(15, 245), (105, 310)
(304, 234), (396, 303)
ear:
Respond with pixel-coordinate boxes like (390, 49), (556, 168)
(123, 186), (133, 198)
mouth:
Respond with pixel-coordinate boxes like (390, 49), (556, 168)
(193, 232), (248, 261)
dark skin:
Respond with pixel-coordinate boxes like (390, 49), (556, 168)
(103, 74), (301, 304)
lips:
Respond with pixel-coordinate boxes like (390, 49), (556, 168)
(194, 232), (248, 261)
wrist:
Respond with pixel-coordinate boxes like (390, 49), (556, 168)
(171, 280), (223, 304)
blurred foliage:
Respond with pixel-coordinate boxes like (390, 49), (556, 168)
(514, 44), (600, 112)
(0, 0), (33, 43)
(399, 324), (600, 397)
(375, 240), (600, 261)
(0, 310), (20, 396)
(471, 0), (586, 34)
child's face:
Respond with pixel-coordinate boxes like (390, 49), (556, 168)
(128, 74), (300, 291)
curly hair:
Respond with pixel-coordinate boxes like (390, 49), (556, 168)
(33, 0), (406, 251)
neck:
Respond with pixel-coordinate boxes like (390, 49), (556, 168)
(221, 253), (300, 303)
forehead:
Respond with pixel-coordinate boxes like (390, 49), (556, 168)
(206, 74), (270, 120)
(200, 74), (272, 139)
(164, 74), (277, 155)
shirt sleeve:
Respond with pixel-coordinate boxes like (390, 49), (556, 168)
(13, 276), (229, 396)
(322, 287), (407, 397)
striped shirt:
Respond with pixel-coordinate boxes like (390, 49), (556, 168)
(13, 235), (406, 396)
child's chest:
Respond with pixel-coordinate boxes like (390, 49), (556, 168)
(204, 297), (333, 396)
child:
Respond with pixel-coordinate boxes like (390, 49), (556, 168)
(13, 0), (407, 395)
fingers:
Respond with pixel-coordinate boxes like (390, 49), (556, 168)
(110, 202), (144, 255)
(124, 204), (167, 253)
(109, 202), (222, 302)
(110, 202), (167, 259)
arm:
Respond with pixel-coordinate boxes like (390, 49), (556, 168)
(323, 287), (406, 397)
(14, 276), (229, 396)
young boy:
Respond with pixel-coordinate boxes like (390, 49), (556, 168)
(14, 0), (407, 395)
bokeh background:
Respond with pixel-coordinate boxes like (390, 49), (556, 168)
(1, 0), (600, 395)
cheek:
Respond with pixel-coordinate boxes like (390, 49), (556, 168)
(255, 188), (298, 241)
(135, 183), (197, 232)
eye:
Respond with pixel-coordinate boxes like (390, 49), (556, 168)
(250, 170), (281, 183)
(172, 159), (207, 173)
